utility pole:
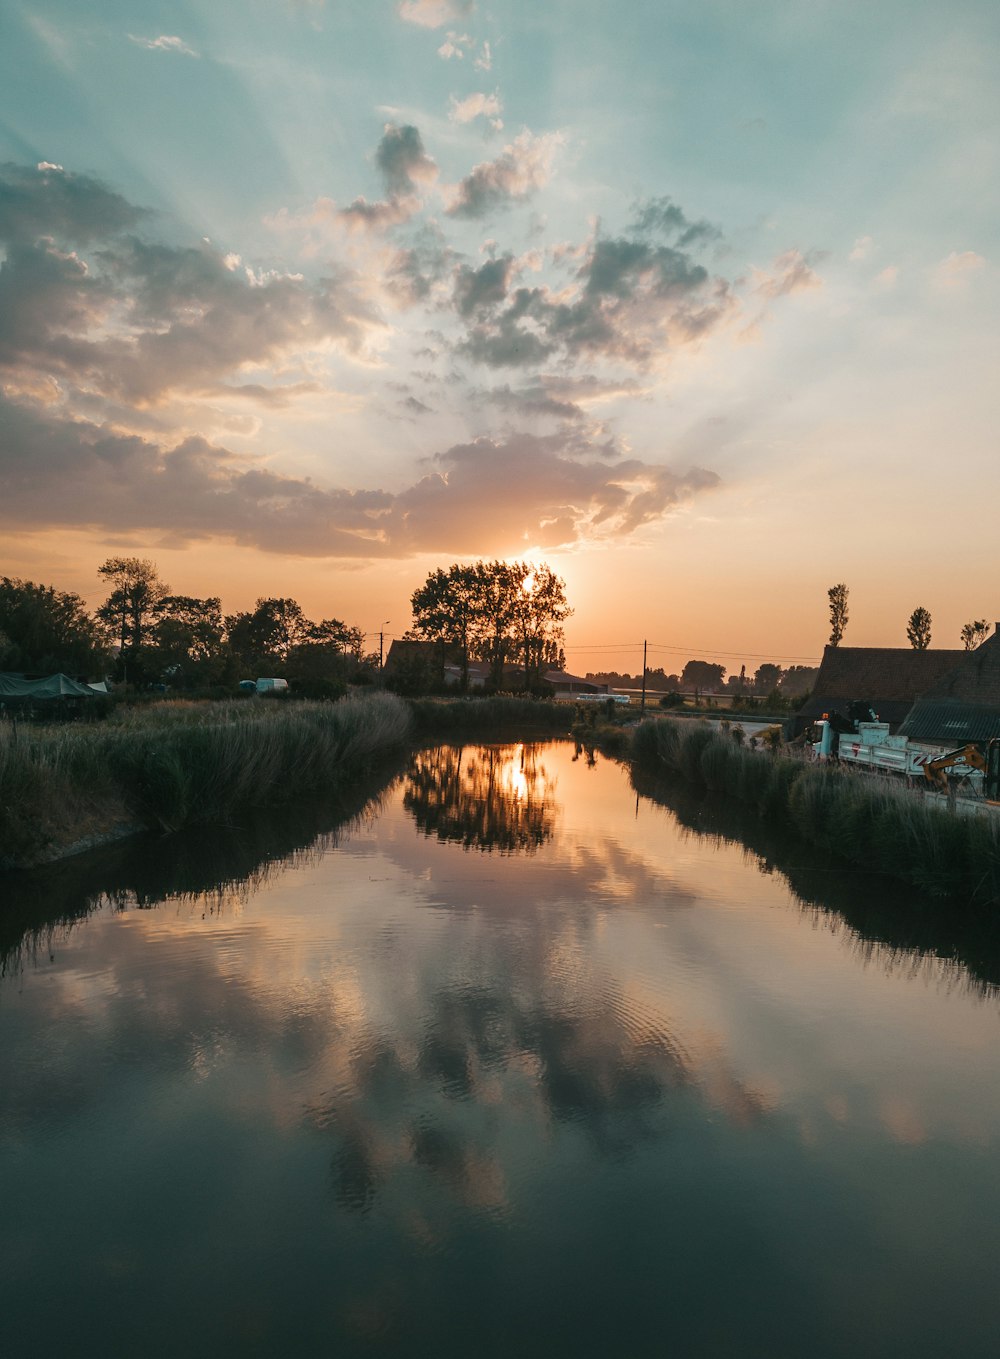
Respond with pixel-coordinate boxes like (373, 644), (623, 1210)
(640, 638), (647, 713)
(379, 621), (389, 670)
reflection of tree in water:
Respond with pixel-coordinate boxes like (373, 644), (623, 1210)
(403, 744), (557, 853)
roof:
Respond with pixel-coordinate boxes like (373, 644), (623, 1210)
(899, 699), (1000, 745)
(918, 627), (1000, 707)
(383, 639), (441, 669)
(897, 628), (1000, 742)
(797, 645), (966, 721)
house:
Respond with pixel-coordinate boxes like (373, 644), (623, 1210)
(541, 669), (608, 695)
(794, 645), (966, 735)
(899, 626), (1000, 745)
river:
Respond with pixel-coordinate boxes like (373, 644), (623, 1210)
(3, 741), (1000, 1358)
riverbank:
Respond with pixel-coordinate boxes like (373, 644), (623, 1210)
(0, 692), (412, 869)
(627, 717), (1000, 904)
(0, 693), (581, 870)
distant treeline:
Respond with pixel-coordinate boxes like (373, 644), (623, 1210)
(0, 555), (573, 700)
(587, 661), (818, 696)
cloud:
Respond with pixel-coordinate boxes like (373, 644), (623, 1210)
(452, 254), (516, 315)
(449, 90), (503, 129)
(389, 433), (720, 552)
(754, 248), (823, 299)
(454, 226), (738, 368)
(628, 196), (719, 249)
(398, 0), (473, 30)
(474, 40), (492, 71)
(375, 123), (438, 197)
(935, 250), (986, 288)
(128, 34), (199, 57)
(849, 235), (873, 262)
(0, 163), (379, 405)
(437, 31), (472, 59)
(338, 194), (419, 232)
(0, 161), (144, 245)
(0, 398), (718, 557)
(446, 130), (563, 219)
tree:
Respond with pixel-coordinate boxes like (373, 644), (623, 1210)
(96, 557), (169, 683)
(779, 665), (818, 698)
(680, 659), (725, 691)
(508, 563), (572, 689)
(961, 619), (989, 650)
(151, 596), (226, 686)
(226, 597), (309, 672)
(827, 583), (849, 647)
(410, 565), (479, 688)
(753, 663), (784, 694)
(0, 577), (107, 677)
(409, 559), (572, 692)
(906, 606), (932, 650)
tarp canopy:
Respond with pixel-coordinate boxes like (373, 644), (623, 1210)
(0, 672), (96, 699)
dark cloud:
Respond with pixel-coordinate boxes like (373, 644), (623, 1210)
(628, 196), (719, 249)
(0, 398), (718, 557)
(0, 162), (145, 246)
(446, 131), (561, 219)
(375, 124), (437, 197)
(0, 167), (379, 404)
(334, 125), (438, 236)
(452, 254), (515, 316)
(482, 382), (585, 421)
(388, 432), (720, 552)
(454, 227), (737, 368)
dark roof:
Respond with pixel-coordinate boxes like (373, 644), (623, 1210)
(796, 645), (969, 727)
(899, 699), (1000, 745)
(383, 639), (440, 670)
(918, 627), (1000, 706)
(896, 629), (1000, 743)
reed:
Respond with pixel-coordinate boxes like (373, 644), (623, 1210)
(0, 693), (411, 868)
(407, 694), (575, 738)
(629, 716), (1000, 904)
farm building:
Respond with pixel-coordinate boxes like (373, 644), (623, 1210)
(794, 645), (966, 735)
(899, 626), (1000, 744)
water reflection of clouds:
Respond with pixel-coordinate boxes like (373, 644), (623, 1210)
(5, 742), (1000, 1203)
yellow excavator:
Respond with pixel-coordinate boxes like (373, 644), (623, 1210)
(922, 741), (998, 797)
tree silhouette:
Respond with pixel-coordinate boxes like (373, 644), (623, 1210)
(827, 583), (849, 647)
(960, 619), (989, 651)
(906, 606), (932, 650)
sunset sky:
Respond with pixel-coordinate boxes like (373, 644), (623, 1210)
(1, 0), (997, 674)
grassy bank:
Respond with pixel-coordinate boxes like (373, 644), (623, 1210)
(629, 717), (1000, 903)
(0, 692), (411, 869)
(407, 694), (575, 739)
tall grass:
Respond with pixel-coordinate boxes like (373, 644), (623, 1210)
(407, 694), (574, 739)
(629, 717), (1000, 904)
(0, 693), (411, 868)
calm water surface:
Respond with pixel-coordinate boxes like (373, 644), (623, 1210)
(3, 741), (1000, 1358)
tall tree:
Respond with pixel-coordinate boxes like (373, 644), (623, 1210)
(225, 597), (309, 671)
(754, 663), (784, 694)
(151, 595), (226, 685)
(681, 659), (726, 691)
(508, 563), (572, 689)
(410, 565), (479, 688)
(470, 560), (520, 688)
(96, 557), (169, 682)
(906, 606), (932, 650)
(827, 583), (849, 647)
(0, 577), (107, 676)
(961, 619), (989, 650)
